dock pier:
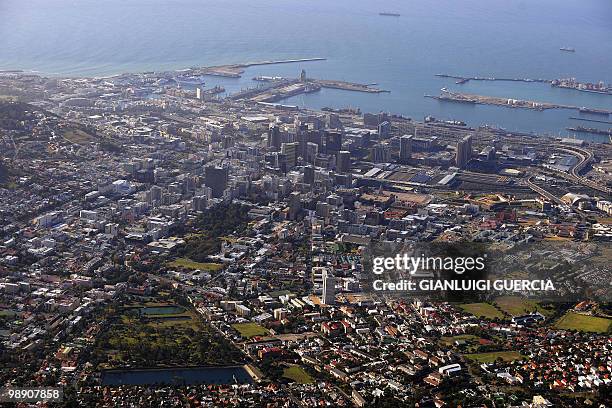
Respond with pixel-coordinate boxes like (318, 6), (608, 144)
(435, 74), (551, 85)
(427, 90), (612, 115)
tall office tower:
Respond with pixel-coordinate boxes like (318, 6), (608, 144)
(288, 191), (302, 221)
(150, 185), (163, 203)
(370, 145), (391, 163)
(455, 135), (473, 168)
(378, 120), (391, 138)
(482, 146), (496, 162)
(400, 134), (414, 161)
(336, 150), (351, 173)
(196, 87), (203, 100)
(327, 113), (343, 130)
(306, 142), (319, 164)
(307, 129), (324, 150)
(322, 270), (336, 305)
(303, 165), (315, 185)
(204, 166), (228, 198)
(267, 124), (281, 151)
(281, 142), (298, 169)
(192, 195), (208, 212)
(325, 130), (343, 154)
(363, 112), (390, 129)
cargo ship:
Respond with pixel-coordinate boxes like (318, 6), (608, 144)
(253, 76), (285, 82)
(173, 75), (206, 86)
(424, 116), (466, 126)
(379, 12), (401, 17)
(560, 47), (575, 52)
(551, 78), (612, 95)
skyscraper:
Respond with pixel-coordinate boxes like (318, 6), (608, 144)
(370, 145), (391, 163)
(336, 150), (351, 173)
(378, 120), (391, 138)
(303, 165), (315, 185)
(400, 134), (414, 162)
(322, 270), (336, 305)
(455, 135), (473, 168)
(268, 124), (281, 151)
(281, 142), (298, 169)
(305, 142), (318, 164)
(192, 195), (208, 212)
(204, 166), (228, 198)
(325, 130), (343, 154)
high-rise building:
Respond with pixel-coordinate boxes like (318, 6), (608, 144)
(150, 186), (163, 203)
(268, 124), (281, 151)
(378, 120), (391, 138)
(455, 135), (473, 168)
(480, 146), (496, 162)
(196, 87), (203, 100)
(306, 142), (319, 164)
(322, 270), (336, 305)
(281, 142), (298, 169)
(400, 134), (414, 161)
(370, 145), (391, 163)
(204, 166), (228, 198)
(327, 113), (343, 130)
(336, 150), (351, 173)
(363, 112), (390, 129)
(303, 165), (315, 185)
(288, 192), (302, 220)
(192, 195), (208, 212)
(325, 130), (343, 154)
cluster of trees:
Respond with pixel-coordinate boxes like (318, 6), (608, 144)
(95, 317), (243, 368)
(180, 204), (251, 262)
(0, 101), (33, 130)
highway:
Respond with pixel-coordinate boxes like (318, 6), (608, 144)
(525, 175), (565, 206)
(554, 146), (611, 195)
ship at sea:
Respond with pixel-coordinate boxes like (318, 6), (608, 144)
(253, 76), (285, 82)
(551, 78), (612, 95)
(560, 47), (575, 52)
(379, 12), (401, 17)
(424, 115), (466, 126)
(173, 75), (206, 86)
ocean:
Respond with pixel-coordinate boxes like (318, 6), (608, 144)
(1, 0), (611, 141)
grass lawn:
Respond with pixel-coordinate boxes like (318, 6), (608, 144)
(464, 351), (525, 363)
(494, 296), (554, 317)
(555, 312), (611, 333)
(168, 257), (223, 271)
(146, 316), (199, 329)
(232, 322), (269, 338)
(0, 310), (18, 317)
(282, 366), (314, 384)
(460, 303), (504, 320)
(439, 334), (480, 346)
(64, 129), (95, 144)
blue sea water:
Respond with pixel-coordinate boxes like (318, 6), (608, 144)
(1, 0), (611, 140)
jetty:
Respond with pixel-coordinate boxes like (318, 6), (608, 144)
(435, 74), (551, 85)
(193, 58), (327, 78)
(426, 89), (612, 115)
(569, 117), (612, 125)
(231, 77), (388, 103)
